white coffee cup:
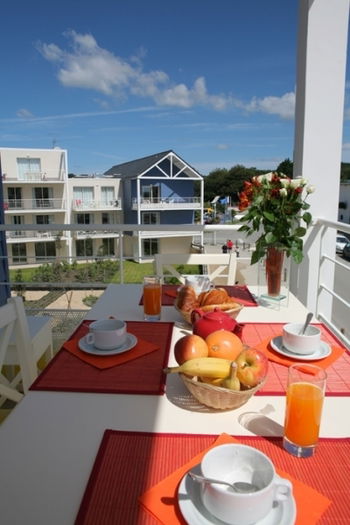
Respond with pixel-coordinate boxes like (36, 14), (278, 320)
(200, 444), (292, 525)
(283, 323), (321, 355)
(85, 319), (127, 350)
(185, 275), (213, 294)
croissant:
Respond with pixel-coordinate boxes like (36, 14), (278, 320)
(175, 285), (199, 312)
(198, 288), (229, 306)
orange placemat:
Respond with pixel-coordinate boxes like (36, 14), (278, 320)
(241, 323), (350, 396)
(30, 321), (174, 395)
(63, 333), (159, 370)
(74, 430), (350, 525)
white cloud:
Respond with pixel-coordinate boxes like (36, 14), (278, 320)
(36, 30), (295, 119)
(244, 92), (295, 119)
(16, 108), (34, 118)
(216, 143), (230, 150)
(37, 31), (233, 110)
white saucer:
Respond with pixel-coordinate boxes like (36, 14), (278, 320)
(178, 466), (296, 525)
(270, 336), (331, 361)
(78, 333), (137, 356)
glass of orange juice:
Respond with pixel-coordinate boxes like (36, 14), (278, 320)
(143, 276), (162, 321)
(283, 363), (326, 457)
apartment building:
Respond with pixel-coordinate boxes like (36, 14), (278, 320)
(1, 148), (203, 265)
(1, 147), (122, 265)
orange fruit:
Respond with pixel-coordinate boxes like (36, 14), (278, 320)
(205, 330), (243, 360)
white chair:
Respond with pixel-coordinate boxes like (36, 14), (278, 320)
(0, 297), (53, 404)
(0, 297), (38, 404)
(154, 253), (237, 285)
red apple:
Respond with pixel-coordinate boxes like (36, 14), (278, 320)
(174, 334), (208, 365)
(235, 347), (268, 388)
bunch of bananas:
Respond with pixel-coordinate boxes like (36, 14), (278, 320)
(164, 357), (241, 391)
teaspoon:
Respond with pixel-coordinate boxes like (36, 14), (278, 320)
(188, 471), (259, 493)
(300, 312), (313, 335)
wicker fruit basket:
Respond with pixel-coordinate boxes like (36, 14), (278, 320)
(175, 302), (244, 325)
(180, 374), (265, 410)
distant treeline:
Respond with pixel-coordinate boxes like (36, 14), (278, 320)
(198, 158), (350, 204)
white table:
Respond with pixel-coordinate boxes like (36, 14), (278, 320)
(0, 284), (348, 524)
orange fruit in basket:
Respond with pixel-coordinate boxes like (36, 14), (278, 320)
(205, 330), (243, 360)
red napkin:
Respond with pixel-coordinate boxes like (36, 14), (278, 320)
(139, 433), (331, 525)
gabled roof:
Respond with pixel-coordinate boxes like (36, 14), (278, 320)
(104, 150), (202, 180)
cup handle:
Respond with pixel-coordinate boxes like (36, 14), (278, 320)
(85, 333), (94, 345)
(274, 476), (292, 502)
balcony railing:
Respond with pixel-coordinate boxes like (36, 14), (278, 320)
(132, 196), (201, 210)
(0, 220), (349, 350)
(4, 199), (66, 211)
(2, 169), (66, 182)
(6, 230), (69, 242)
(71, 199), (121, 210)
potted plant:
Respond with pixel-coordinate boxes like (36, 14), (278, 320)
(238, 172), (315, 297)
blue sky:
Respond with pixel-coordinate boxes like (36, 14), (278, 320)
(1, 1), (349, 175)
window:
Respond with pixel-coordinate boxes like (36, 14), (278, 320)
(101, 187), (115, 205)
(102, 212), (112, 224)
(76, 239), (93, 257)
(100, 238), (115, 256)
(7, 187), (22, 208)
(12, 243), (27, 263)
(143, 239), (159, 256)
(36, 215), (53, 224)
(141, 212), (160, 225)
(73, 187), (94, 206)
(35, 242), (56, 262)
(17, 158), (41, 180)
(11, 215), (25, 237)
(33, 187), (53, 208)
(76, 213), (92, 225)
(141, 184), (160, 202)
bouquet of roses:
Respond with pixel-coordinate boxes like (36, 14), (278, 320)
(238, 172), (315, 264)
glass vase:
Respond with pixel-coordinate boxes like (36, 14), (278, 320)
(265, 246), (284, 297)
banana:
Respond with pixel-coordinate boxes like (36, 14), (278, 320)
(164, 357), (233, 378)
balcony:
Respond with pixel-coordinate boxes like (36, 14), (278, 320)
(6, 230), (69, 243)
(132, 196), (201, 210)
(3, 198), (66, 212)
(71, 199), (122, 211)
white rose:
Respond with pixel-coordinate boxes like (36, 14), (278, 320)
(280, 188), (288, 197)
(280, 179), (291, 188)
(257, 172), (274, 183)
(290, 178), (306, 188)
(306, 185), (316, 194)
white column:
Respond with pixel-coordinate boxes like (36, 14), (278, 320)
(292, 0), (350, 318)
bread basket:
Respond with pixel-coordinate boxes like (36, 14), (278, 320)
(180, 374), (265, 410)
(175, 302), (244, 325)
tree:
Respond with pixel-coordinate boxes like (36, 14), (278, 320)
(276, 158), (293, 177)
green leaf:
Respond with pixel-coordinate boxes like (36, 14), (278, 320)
(303, 212), (312, 225)
(294, 227), (306, 237)
(251, 251), (261, 265)
(262, 211), (275, 222)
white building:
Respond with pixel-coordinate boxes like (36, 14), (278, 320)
(1, 147), (123, 265)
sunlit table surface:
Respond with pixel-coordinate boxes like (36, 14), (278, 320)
(0, 284), (348, 525)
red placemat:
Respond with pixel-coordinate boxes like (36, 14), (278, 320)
(139, 284), (258, 306)
(75, 430), (350, 525)
(30, 321), (174, 395)
(242, 323), (350, 396)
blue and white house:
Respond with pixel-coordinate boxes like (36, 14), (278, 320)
(105, 150), (204, 261)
